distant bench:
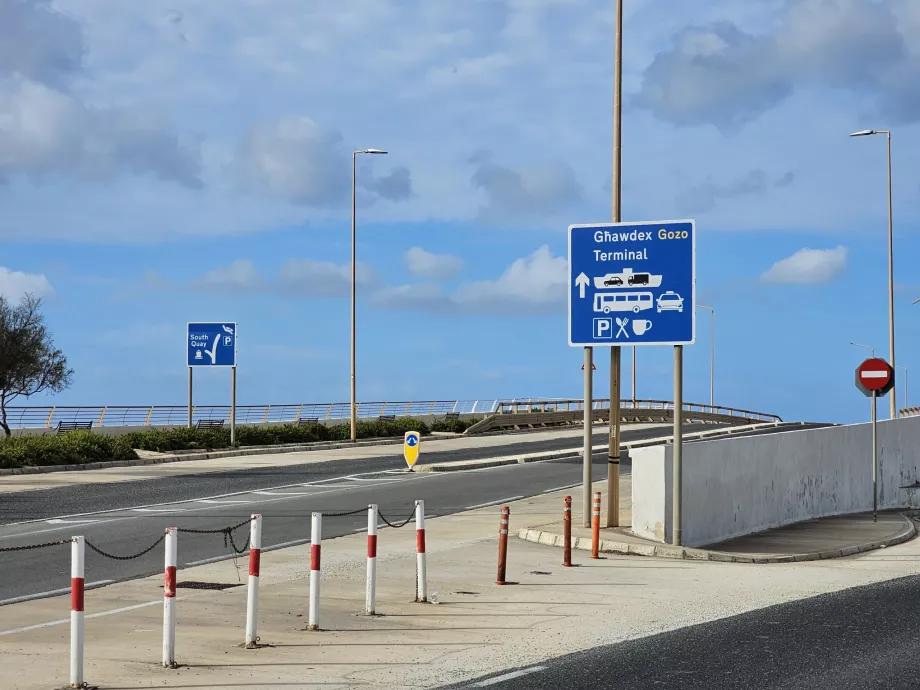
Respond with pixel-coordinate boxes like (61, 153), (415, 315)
(195, 419), (225, 431)
(296, 417), (320, 425)
(444, 413), (460, 420)
(56, 420), (93, 435)
(378, 414), (396, 421)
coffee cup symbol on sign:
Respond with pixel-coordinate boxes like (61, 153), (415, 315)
(633, 319), (652, 336)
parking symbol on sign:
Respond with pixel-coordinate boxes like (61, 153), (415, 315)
(593, 318), (613, 339)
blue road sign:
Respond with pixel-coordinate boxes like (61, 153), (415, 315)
(568, 220), (695, 347)
(187, 322), (237, 367)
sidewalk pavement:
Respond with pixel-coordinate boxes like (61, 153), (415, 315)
(519, 477), (916, 563)
(3, 484), (920, 689)
(0, 424), (652, 495)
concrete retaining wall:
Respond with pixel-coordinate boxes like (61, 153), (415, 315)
(631, 415), (920, 548)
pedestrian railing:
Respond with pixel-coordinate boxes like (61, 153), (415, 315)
(1, 397), (780, 429)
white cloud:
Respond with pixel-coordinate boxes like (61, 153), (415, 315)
(636, 0), (920, 129)
(405, 247), (464, 279)
(760, 246), (848, 285)
(470, 152), (583, 224)
(454, 245), (567, 312)
(0, 2), (201, 188)
(191, 260), (262, 292)
(277, 258), (377, 296)
(236, 116), (411, 206)
(373, 245), (567, 315)
(0, 266), (54, 299)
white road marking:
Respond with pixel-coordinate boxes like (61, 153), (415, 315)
(132, 508), (188, 513)
(465, 497), (524, 510)
(251, 490), (317, 496)
(0, 580), (114, 607)
(0, 600), (161, 637)
(198, 499), (252, 505)
(469, 666), (548, 687)
(542, 483), (581, 494)
(45, 518), (102, 525)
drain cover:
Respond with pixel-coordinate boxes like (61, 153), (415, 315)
(529, 571), (552, 576)
(174, 581), (244, 591)
(453, 591), (480, 596)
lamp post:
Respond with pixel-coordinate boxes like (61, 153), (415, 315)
(850, 129), (895, 419)
(350, 148), (388, 442)
(697, 305), (714, 408)
(850, 342), (876, 358)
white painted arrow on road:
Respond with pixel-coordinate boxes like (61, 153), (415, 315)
(575, 273), (590, 298)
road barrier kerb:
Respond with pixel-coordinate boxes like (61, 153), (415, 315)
(517, 515), (916, 564)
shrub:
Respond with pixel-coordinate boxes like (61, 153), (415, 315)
(0, 431), (137, 469)
(0, 417), (436, 469)
(430, 417), (477, 433)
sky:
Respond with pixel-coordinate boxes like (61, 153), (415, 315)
(2, 0), (920, 424)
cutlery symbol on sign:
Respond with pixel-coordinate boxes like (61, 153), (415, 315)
(616, 317), (630, 339)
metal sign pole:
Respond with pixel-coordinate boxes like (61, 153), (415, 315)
(607, 0), (623, 530)
(583, 346), (594, 528)
(231, 366), (237, 447)
(672, 345), (683, 546)
(608, 347), (621, 527)
(187, 368), (193, 429)
(871, 390), (878, 522)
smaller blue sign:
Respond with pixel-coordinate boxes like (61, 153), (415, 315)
(187, 322), (237, 367)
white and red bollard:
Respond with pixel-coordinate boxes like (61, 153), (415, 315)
(591, 492), (601, 560)
(308, 512), (322, 630)
(366, 504), (377, 615)
(70, 535), (85, 688)
(163, 527), (178, 668)
(245, 514), (262, 648)
(415, 500), (427, 603)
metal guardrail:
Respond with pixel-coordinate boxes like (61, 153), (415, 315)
(1, 397), (781, 430)
(493, 398), (782, 423)
(900, 407), (920, 418)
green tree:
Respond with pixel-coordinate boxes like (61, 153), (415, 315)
(0, 294), (73, 437)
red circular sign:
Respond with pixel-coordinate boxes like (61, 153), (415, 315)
(857, 358), (894, 391)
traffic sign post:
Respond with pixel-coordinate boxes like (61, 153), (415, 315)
(568, 220), (696, 543)
(187, 322), (239, 445)
(855, 358), (895, 522)
(404, 431), (421, 471)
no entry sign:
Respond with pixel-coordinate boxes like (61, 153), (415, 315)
(855, 358), (895, 397)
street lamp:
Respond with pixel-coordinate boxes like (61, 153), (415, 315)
(850, 342), (876, 358)
(697, 305), (714, 408)
(350, 148), (388, 442)
(850, 129), (895, 419)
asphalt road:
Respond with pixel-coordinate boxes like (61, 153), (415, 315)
(0, 422), (819, 605)
(448, 572), (920, 690)
(0, 426), (690, 603)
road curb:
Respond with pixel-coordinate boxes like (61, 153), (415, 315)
(415, 448), (582, 472)
(0, 437), (406, 476)
(517, 514), (917, 564)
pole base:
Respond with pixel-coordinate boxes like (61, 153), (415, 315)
(306, 624), (320, 631)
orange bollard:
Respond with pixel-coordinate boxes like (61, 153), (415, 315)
(563, 496), (572, 567)
(591, 491), (601, 559)
(496, 506), (510, 585)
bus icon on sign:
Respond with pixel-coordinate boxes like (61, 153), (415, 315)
(593, 292), (653, 315)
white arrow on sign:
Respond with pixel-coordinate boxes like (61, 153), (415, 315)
(575, 273), (590, 299)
